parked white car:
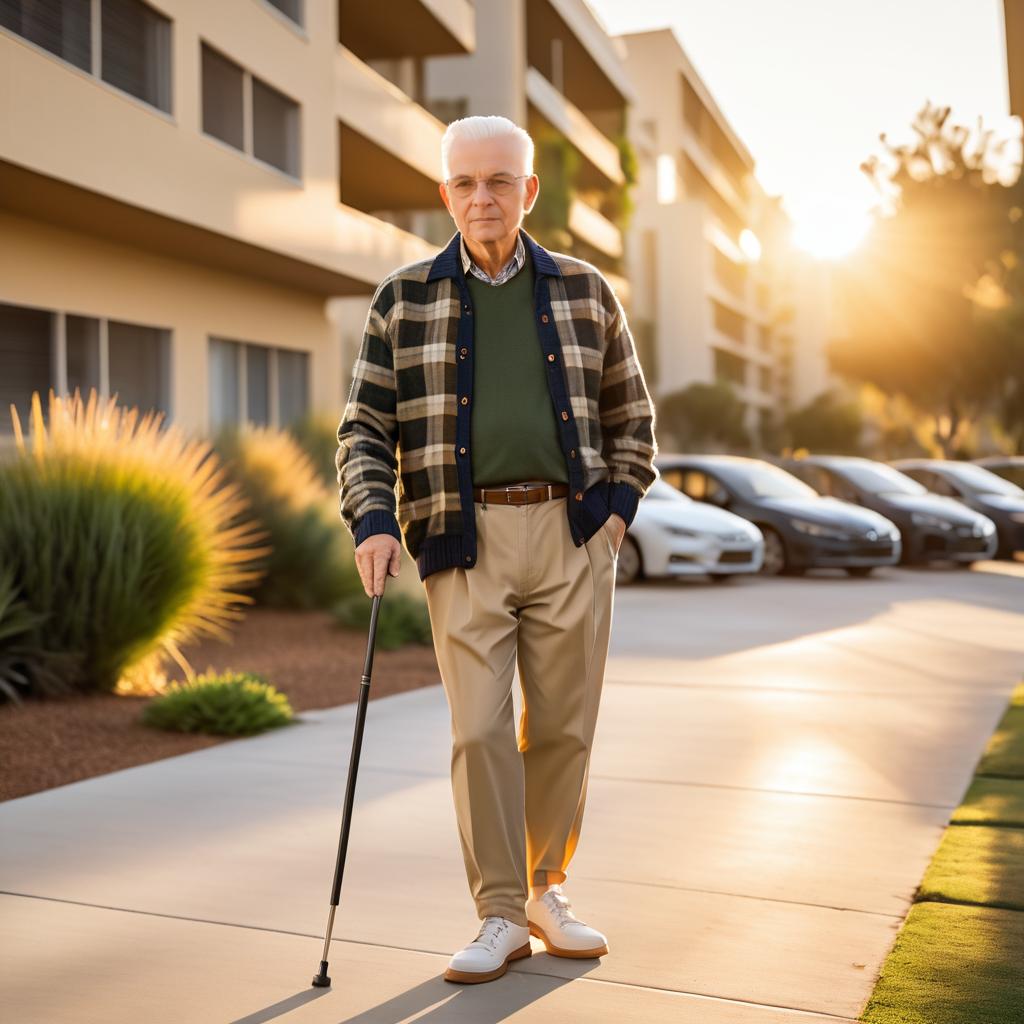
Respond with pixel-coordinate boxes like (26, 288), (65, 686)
(615, 479), (764, 584)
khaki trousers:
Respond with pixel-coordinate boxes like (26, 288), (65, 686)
(423, 494), (618, 927)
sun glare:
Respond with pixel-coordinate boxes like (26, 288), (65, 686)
(790, 200), (871, 261)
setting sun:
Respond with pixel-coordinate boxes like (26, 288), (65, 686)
(790, 200), (872, 260)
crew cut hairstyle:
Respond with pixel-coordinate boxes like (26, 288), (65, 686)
(440, 115), (534, 180)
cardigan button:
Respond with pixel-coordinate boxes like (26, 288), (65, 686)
(570, 448), (576, 457)
(460, 347), (468, 356)
(460, 396), (469, 405)
(561, 410), (569, 421)
(541, 313), (549, 323)
(547, 353), (555, 362)
(574, 491), (583, 501)
(459, 446), (466, 455)
(465, 555), (472, 563)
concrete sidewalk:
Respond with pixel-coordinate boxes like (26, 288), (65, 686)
(2, 563), (1023, 1023)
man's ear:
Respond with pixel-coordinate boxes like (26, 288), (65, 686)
(524, 177), (540, 214)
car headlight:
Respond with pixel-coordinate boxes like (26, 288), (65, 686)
(666, 525), (699, 537)
(789, 518), (852, 541)
(976, 519), (996, 535)
(911, 511), (953, 530)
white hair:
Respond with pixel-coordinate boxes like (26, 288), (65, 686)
(440, 115), (534, 180)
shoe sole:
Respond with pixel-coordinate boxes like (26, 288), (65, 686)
(528, 921), (609, 958)
(443, 940), (532, 984)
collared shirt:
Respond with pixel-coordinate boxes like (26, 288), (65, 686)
(337, 227), (659, 581)
(460, 229), (526, 285)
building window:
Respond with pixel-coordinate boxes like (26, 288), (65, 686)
(201, 40), (301, 178)
(209, 337), (309, 431)
(426, 97), (468, 123)
(101, 0), (171, 111)
(1, 0), (171, 113)
(261, 0), (302, 26)
(107, 319), (170, 415)
(712, 299), (746, 345)
(0, 302), (171, 433)
(0, 0), (91, 72)
(0, 303), (53, 433)
(713, 248), (747, 299)
(201, 44), (244, 150)
(276, 347), (309, 427)
(252, 76), (300, 177)
(712, 346), (746, 388)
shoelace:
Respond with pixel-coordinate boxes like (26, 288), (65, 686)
(474, 915), (510, 950)
(542, 890), (579, 927)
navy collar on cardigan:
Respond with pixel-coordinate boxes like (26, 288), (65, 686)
(427, 226), (562, 283)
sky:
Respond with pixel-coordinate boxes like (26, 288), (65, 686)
(586, 0), (1016, 258)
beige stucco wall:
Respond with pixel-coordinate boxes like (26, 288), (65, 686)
(0, 211), (340, 436)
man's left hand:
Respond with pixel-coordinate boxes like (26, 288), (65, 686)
(605, 513), (627, 554)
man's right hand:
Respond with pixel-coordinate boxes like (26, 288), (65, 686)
(354, 534), (403, 597)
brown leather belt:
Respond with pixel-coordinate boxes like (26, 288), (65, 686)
(472, 482), (569, 505)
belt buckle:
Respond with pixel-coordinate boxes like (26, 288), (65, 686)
(505, 484), (532, 505)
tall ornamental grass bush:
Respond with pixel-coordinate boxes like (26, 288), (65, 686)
(0, 389), (270, 700)
(287, 411), (341, 490)
(212, 424), (362, 610)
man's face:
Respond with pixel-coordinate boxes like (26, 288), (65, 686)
(439, 134), (539, 244)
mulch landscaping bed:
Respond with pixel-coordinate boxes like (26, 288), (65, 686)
(0, 608), (440, 802)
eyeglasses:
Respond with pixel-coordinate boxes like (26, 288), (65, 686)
(444, 174), (530, 199)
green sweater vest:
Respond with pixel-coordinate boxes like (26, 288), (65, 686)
(466, 249), (568, 487)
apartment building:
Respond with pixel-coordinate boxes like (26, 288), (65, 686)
(0, 0), (474, 446)
(420, 0), (635, 304)
(619, 27), (836, 450)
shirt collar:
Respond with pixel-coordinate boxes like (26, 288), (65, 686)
(460, 229), (526, 285)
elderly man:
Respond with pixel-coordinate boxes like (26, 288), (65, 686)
(336, 115), (657, 985)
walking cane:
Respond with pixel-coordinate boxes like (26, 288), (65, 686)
(311, 587), (385, 988)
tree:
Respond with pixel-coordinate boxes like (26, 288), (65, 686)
(828, 101), (1023, 457)
(783, 389), (864, 454)
(658, 381), (750, 451)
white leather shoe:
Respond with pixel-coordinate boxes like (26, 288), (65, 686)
(444, 915), (532, 984)
(526, 886), (609, 958)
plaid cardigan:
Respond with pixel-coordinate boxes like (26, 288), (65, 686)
(336, 227), (659, 581)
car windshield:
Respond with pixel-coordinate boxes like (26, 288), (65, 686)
(723, 463), (819, 500)
(834, 462), (927, 496)
(645, 479), (691, 502)
(943, 464), (1024, 497)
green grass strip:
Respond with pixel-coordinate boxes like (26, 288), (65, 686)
(859, 902), (1024, 1024)
(953, 777), (1024, 827)
(917, 824), (1024, 911)
(976, 705), (1024, 778)
(859, 677), (1024, 1022)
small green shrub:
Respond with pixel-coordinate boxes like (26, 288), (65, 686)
(331, 590), (433, 650)
(141, 669), (294, 735)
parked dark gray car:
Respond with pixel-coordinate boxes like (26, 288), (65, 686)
(892, 459), (1024, 559)
(655, 454), (901, 576)
(973, 455), (1024, 491)
(779, 455), (998, 566)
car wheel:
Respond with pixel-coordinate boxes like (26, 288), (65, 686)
(615, 535), (642, 585)
(845, 566), (874, 577)
(759, 527), (788, 576)
(708, 573), (734, 583)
